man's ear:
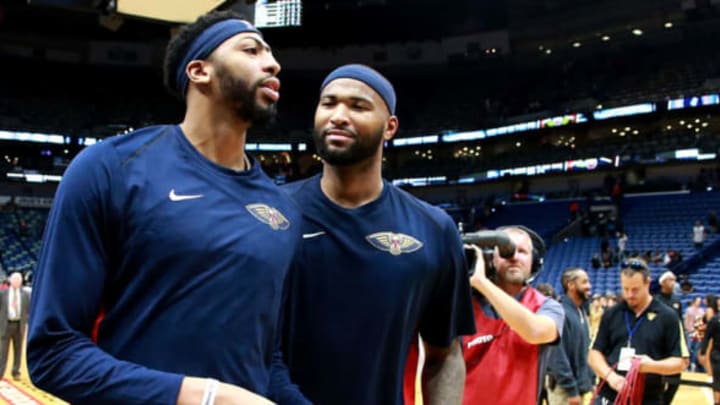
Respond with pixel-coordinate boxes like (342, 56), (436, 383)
(186, 59), (212, 88)
(383, 116), (399, 142)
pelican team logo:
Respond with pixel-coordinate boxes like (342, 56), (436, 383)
(365, 232), (423, 256)
(246, 203), (290, 230)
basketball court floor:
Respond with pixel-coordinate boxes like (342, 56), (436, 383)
(0, 341), (712, 404)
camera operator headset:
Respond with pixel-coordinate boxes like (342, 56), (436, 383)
(460, 225), (565, 405)
(463, 225), (545, 282)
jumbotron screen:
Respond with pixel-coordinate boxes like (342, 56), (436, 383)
(254, 0), (302, 28)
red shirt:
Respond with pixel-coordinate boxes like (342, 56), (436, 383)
(463, 288), (547, 405)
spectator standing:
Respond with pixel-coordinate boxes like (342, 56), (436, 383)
(693, 219), (706, 248)
(685, 297), (705, 372)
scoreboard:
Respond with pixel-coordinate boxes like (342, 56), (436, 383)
(28, 0), (302, 26)
(254, 0), (302, 28)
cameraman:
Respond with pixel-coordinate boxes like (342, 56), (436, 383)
(462, 226), (564, 404)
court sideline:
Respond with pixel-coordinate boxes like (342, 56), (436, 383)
(0, 341), (712, 404)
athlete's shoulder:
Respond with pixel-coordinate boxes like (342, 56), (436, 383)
(101, 125), (176, 163)
(72, 125), (174, 170)
(282, 175), (321, 201)
(388, 183), (455, 231)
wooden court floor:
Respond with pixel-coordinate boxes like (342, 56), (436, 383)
(0, 340), (713, 404)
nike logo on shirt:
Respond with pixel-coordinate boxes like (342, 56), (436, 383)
(169, 189), (204, 201)
(302, 231), (326, 239)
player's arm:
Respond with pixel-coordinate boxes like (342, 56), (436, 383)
(467, 245), (560, 344)
(267, 265), (311, 404)
(421, 338), (465, 405)
(418, 215), (476, 405)
(27, 144), (185, 404)
(27, 144), (274, 405)
(178, 378), (274, 405)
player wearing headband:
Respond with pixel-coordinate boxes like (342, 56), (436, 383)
(280, 64), (476, 405)
(27, 10), (307, 405)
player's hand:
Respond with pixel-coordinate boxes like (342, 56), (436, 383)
(215, 382), (276, 405)
(178, 377), (276, 405)
(568, 395), (582, 405)
(464, 244), (487, 290)
(606, 371), (626, 392)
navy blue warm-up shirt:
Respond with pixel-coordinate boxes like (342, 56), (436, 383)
(27, 125), (305, 404)
(282, 174), (476, 405)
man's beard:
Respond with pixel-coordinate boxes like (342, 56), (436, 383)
(217, 64), (277, 127)
(312, 124), (384, 166)
(578, 288), (591, 302)
(496, 267), (528, 285)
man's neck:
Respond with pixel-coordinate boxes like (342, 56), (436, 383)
(499, 282), (525, 298)
(632, 296), (653, 316)
(320, 159), (383, 209)
(179, 102), (251, 171)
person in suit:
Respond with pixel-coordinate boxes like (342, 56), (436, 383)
(0, 271), (30, 380)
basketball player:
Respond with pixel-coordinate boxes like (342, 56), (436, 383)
(27, 10), (308, 404)
(463, 225), (564, 405)
(280, 64), (476, 405)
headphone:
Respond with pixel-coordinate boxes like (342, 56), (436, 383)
(497, 225), (546, 276)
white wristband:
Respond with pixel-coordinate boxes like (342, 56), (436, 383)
(201, 378), (219, 405)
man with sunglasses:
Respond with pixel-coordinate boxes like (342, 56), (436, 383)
(589, 258), (689, 405)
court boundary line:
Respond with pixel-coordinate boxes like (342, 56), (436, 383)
(0, 379), (42, 404)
